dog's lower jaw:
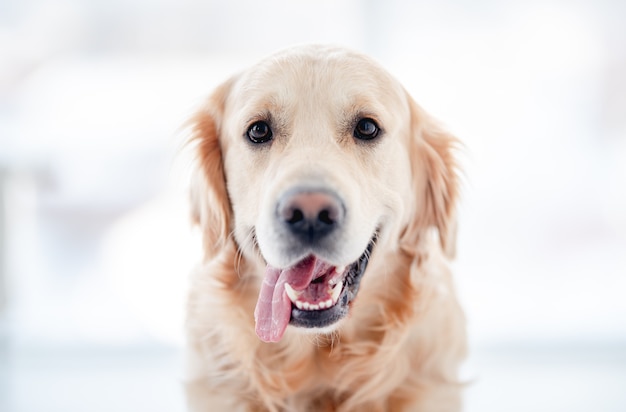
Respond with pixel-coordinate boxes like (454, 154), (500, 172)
(288, 235), (375, 330)
(254, 232), (377, 342)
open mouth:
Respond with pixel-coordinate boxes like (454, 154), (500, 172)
(254, 236), (376, 343)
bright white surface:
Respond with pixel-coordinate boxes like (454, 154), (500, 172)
(2, 345), (186, 412)
(464, 345), (626, 412)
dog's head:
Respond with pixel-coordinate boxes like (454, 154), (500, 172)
(189, 45), (458, 342)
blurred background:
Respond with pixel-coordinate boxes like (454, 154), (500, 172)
(1, 0), (625, 410)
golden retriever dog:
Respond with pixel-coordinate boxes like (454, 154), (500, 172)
(185, 45), (466, 412)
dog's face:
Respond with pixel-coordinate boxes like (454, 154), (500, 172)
(190, 46), (458, 343)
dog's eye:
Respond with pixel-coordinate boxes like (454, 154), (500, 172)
(354, 118), (380, 140)
(247, 121), (273, 144)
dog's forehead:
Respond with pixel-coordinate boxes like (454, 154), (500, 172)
(229, 48), (405, 116)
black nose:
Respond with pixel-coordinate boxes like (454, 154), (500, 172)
(277, 189), (345, 243)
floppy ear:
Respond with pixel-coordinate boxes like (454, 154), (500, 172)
(188, 78), (236, 259)
(402, 93), (460, 258)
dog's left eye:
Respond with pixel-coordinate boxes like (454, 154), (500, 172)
(354, 118), (380, 140)
(247, 121), (273, 144)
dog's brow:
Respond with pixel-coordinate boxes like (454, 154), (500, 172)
(244, 111), (272, 126)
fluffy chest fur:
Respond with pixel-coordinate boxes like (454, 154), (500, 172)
(186, 240), (465, 412)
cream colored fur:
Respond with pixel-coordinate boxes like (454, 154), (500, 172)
(185, 45), (466, 412)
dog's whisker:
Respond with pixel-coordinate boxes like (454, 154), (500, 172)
(233, 227), (258, 277)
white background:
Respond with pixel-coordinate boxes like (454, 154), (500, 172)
(1, 0), (625, 411)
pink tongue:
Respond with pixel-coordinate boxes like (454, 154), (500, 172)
(254, 256), (321, 342)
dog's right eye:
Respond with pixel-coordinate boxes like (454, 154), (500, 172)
(246, 121), (273, 144)
(354, 118), (380, 141)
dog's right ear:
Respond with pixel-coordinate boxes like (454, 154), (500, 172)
(401, 92), (460, 259)
(188, 78), (236, 259)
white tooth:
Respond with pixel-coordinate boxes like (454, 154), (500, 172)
(319, 301), (327, 309)
(284, 283), (301, 302)
(331, 283), (343, 303)
(310, 304), (319, 310)
(295, 300), (304, 310)
(303, 302), (310, 310)
(329, 266), (346, 286)
(324, 299), (333, 308)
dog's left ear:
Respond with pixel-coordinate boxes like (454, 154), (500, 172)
(187, 77), (236, 259)
(402, 93), (460, 258)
